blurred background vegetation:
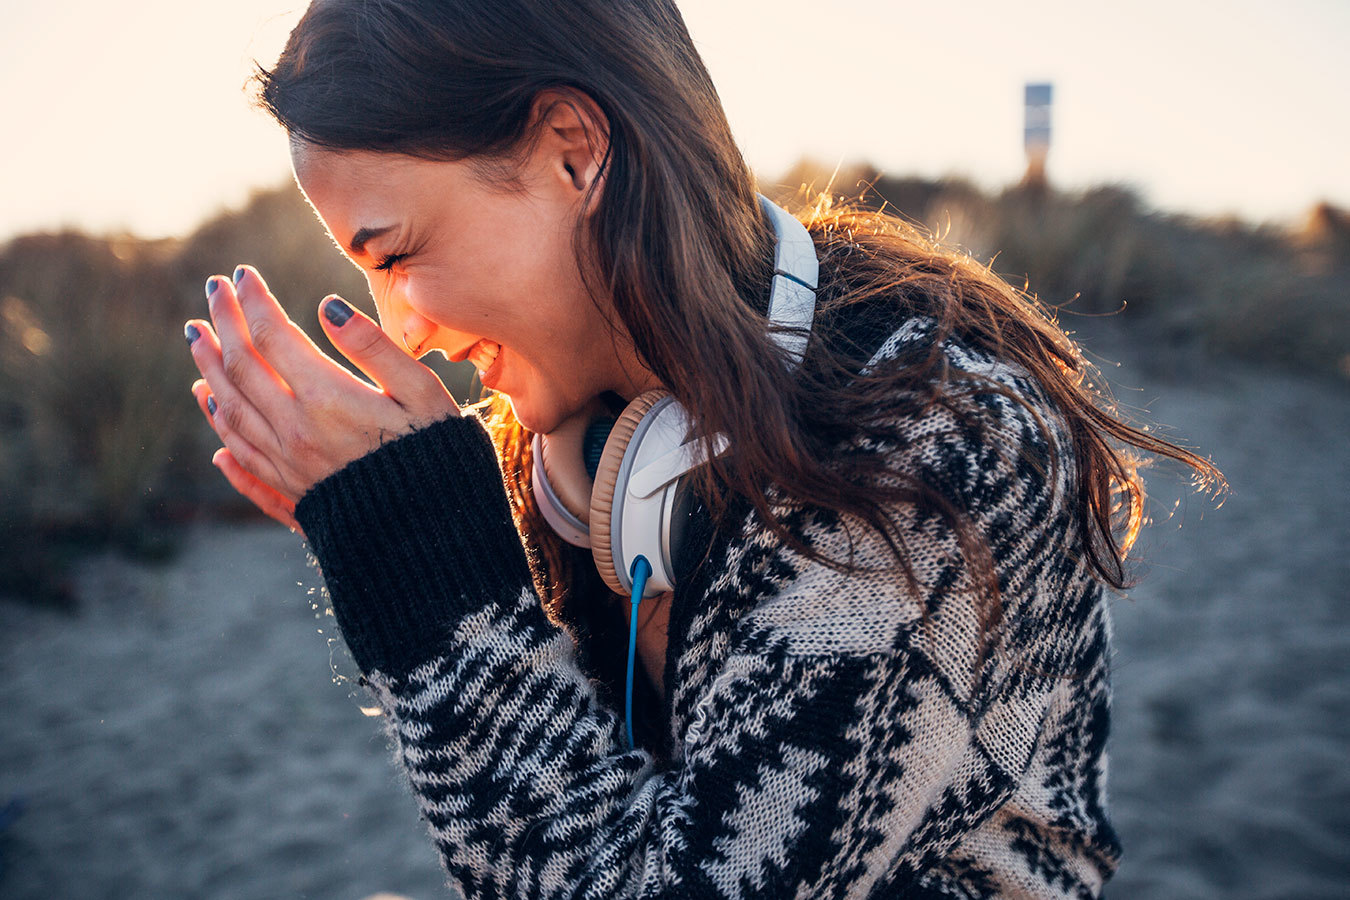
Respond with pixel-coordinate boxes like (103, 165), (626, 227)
(1, 161), (1346, 607)
(0, 186), (475, 607)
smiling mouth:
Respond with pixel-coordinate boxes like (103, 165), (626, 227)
(467, 338), (499, 370)
(445, 337), (488, 359)
(468, 339), (504, 387)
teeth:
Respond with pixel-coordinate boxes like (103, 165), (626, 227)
(468, 339), (500, 374)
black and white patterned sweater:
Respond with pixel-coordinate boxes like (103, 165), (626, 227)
(295, 314), (1124, 899)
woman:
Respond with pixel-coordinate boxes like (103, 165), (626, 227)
(184, 0), (1220, 896)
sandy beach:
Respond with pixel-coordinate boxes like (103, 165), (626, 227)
(2, 325), (1346, 899)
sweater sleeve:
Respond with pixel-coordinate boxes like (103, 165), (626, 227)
(295, 380), (1079, 898)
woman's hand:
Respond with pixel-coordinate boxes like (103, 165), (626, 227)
(184, 265), (461, 532)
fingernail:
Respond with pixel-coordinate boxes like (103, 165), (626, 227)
(205, 277), (218, 300)
(323, 297), (353, 327)
(207, 396), (217, 416)
(185, 323), (200, 346)
(233, 266), (246, 286)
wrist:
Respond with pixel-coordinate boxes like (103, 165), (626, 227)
(296, 412), (536, 674)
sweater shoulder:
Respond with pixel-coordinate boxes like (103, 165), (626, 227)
(733, 314), (1086, 670)
(853, 314), (1076, 518)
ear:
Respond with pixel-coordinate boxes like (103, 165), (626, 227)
(529, 89), (609, 216)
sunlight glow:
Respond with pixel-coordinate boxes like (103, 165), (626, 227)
(0, 0), (1345, 241)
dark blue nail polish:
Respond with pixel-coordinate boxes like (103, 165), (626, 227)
(185, 323), (200, 345)
(323, 297), (354, 327)
(233, 266), (246, 285)
(205, 277), (218, 300)
(207, 396), (217, 416)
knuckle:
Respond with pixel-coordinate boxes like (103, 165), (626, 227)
(303, 385), (340, 420)
(417, 374), (455, 404)
(227, 441), (258, 477)
(347, 324), (389, 359)
(221, 347), (250, 386)
(218, 398), (247, 433)
(284, 424), (318, 460)
(414, 381), (451, 411)
(248, 317), (277, 353)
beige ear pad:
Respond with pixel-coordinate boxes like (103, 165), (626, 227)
(590, 389), (670, 596)
(538, 398), (611, 530)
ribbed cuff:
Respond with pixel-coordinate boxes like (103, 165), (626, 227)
(294, 412), (536, 676)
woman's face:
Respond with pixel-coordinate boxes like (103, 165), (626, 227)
(290, 138), (660, 434)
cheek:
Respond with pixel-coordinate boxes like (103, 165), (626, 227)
(401, 271), (484, 334)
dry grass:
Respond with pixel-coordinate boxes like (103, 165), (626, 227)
(2, 168), (1345, 604)
(764, 159), (1350, 377)
(0, 184), (474, 604)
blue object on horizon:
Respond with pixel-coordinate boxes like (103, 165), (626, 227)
(1025, 82), (1053, 151)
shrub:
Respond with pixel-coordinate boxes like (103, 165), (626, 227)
(765, 159), (1349, 379)
(0, 184), (477, 606)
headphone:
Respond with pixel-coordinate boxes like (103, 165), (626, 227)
(530, 194), (819, 601)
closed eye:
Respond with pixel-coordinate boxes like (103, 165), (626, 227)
(373, 252), (407, 272)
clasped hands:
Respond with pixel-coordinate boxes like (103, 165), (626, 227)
(185, 265), (460, 533)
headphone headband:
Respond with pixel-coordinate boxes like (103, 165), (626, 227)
(758, 193), (818, 371)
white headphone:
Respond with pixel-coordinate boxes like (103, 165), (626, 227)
(530, 194), (819, 599)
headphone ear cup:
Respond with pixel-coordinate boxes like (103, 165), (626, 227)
(534, 397), (614, 546)
(538, 434), (593, 531)
(590, 389), (668, 596)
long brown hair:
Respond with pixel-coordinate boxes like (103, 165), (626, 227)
(254, 0), (1224, 643)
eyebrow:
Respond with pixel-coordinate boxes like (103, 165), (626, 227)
(348, 225), (395, 257)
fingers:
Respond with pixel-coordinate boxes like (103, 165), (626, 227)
(204, 272), (294, 420)
(190, 378), (216, 426)
(188, 330), (304, 501)
(231, 265), (337, 391)
(318, 295), (459, 414)
(212, 448), (304, 536)
(317, 295), (410, 389)
(188, 317), (287, 467)
(191, 377), (302, 531)
(192, 376), (303, 533)
(188, 264), (461, 508)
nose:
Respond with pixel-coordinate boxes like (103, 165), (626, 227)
(370, 289), (436, 358)
(396, 315), (437, 358)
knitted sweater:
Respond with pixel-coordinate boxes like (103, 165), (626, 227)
(295, 314), (1123, 899)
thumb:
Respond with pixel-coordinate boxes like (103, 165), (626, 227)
(319, 295), (426, 394)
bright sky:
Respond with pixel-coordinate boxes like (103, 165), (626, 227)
(2, 0), (1346, 242)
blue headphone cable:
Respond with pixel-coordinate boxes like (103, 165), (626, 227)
(625, 556), (652, 751)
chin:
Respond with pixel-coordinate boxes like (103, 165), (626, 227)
(506, 388), (592, 436)
(505, 393), (558, 435)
